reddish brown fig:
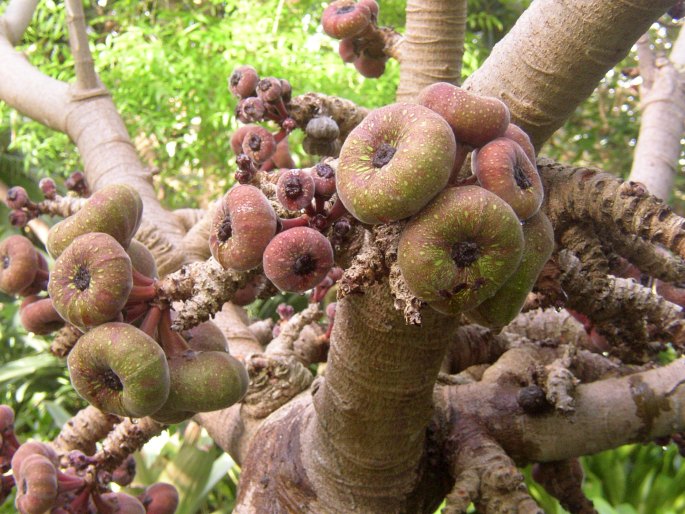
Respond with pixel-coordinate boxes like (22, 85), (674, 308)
(11, 442), (59, 476)
(473, 137), (544, 220)
(338, 37), (357, 62)
(231, 123), (260, 155)
(417, 82), (510, 147)
(398, 186), (524, 315)
(353, 53), (387, 78)
(269, 138), (296, 169)
(19, 296), (65, 335)
(241, 125), (277, 164)
(138, 483), (179, 514)
(312, 161), (337, 198)
(256, 77), (283, 103)
(263, 227), (335, 293)
(0, 235), (39, 295)
(95, 492), (146, 514)
(67, 322), (170, 417)
(209, 185), (278, 271)
(14, 454), (58, 514)
(322, 0), (372, 39)
(228, 65), (259, 98)
(277, 168), (316, 211)
(47, 184), (143, 259)
(466, 212), (555, 329)
(336, 103), (456, 224)
(184, 320), (228, 353)
(503, 123), (536, 165)
(48, 233), (133, 331)
(232, 275), (265, 306)
(236, 97), (266, 124)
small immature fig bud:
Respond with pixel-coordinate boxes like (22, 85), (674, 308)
(241, 126), (277, 164)
(263, 226), (335, 293)
(228, 65), (260, 98)
(230, 124), (260, 155)
(111, 455), (136, 486)
(19, 296), (65, 335)
(65, 171), (88, 196)
(9, 210), (28, 227)
(337, 103), (456, 224)
(49, 233), (133, 331)
(138, 483), (179, 514)
(338, 37), (357, 63)
(353, 53), (386, 78)
(209, 185), (278, 271)
(322, 0), (372, 39)
(67, 322), (170, 417)
(305, 116), (340, 141)
(38, 178), (57, 199)
(277, 303), (295, 320)
(256, 77), (283, 103)
(277, 169), (316, 210)
(312, 162), (337, 198)
(0, 235), (39, 295)
(503, 123), (536, 166)
(236, 97), (266, 123)
(6, 186), (29, 209)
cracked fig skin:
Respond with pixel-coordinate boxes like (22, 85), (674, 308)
(336, 102), (456, 224)
(398, 186), (524, 315)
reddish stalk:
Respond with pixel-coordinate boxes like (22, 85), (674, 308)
(279, 215), (310, 231)
(138, 305), (161, 338)
(324, 197), (348, 226)
(122, 301), (149, 324)
(157, 308), (191, 356)
(132, 269), (154, 287)
(126, 284), (157, 303)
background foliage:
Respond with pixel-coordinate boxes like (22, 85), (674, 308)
(0, 1), (684, 512)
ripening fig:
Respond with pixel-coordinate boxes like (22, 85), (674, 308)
(67, 322), (170, 417)
(241, 125), (277, 164)
(417, 82), (510, 147)
(228, 65), (260, 98)
(14, 454), (58, 514)
(322, 0), (372, 39)
(466, 212), (555, 329)
(338, 37), (357, 63)
(111, 455), (136, 486)
(96, 492), (146, 514)
(162, 351), (249, 414)
(398, 186), (524, 315)
(277, 168), (316, 210)
(48, 233), (132, 331)
(47, 184), (143, 259)
(256, 77), (283, 103)
(269, 138), (296, 169)
(138, 483), (179, 514)
(11, 442), (59, 476)
(353, 53), (386, 78)
(473, 137), (544, 220)
(312, 161), (337, 198)
(236, 97), (266, 124)
(19, 296), (64, 335)
(503, 123), (536, 166)
(209, 185), (278, 271)
(231, 123), (260, 155)
(18, 253), (49, 296)
(183, 320), (228, 353)
(336, 103), (456, 224)
(0, 235), (40, 295)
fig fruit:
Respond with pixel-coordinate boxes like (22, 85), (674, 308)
(503, 123), (536, 166)
(277, 168), (316, 211)
(241, 125), (277, 164)
(263, 226), (335, 293)
(67, 322), (170, 417)
(417, 82), (510, 147)
(127, 239), (158, 278)
(184, 320), (228, 353)
(466, 212), (555, 329)
(228, 65), (259, 98)
(312, 162), (337, 198)
(353, 53), (387, 78)
(336, 103), (456, 224)
(0, 235), (39, 295)
(398, 185), (524, 315)
(322, 0), (372, 39)
(48, 233), (132, 331)
(19, 296), (65, 335)
(47, 184), (143, 259)
(209, 185), (278, 271)
(473, 137), (543, 220)
(14, 454), (58, 514)
(138, 483), (179, 514)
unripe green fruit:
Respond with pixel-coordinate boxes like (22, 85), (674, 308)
(336, 103), (456, 224)
(48, 233), (132, 331)
(398, 186), (524, 315)
(67, 322), (170, 417)
(466, 212), (555, 329)
(47, 184), (143, 259)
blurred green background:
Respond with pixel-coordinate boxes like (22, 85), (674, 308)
(1, 1), (684, 512)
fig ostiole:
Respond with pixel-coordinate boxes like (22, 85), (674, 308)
(67, 322), (170, 418)
(466, 211), (555, 329)
(321, 0), (372, 39)
(398, 185), (524, 316)
(47, 184), (143, 259)
(276, 168), (316, 211)
(336, 102), (456, 224)
(48, 232), (133, 331)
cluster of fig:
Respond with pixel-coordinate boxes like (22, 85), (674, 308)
(321, 0), (388, 78)
(0, 404), (180, 513)
(335, 82), (553, 327)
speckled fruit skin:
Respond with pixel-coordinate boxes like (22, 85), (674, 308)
(466, 212), (554, 329)
(138, 483), (179, 514)
(417, 82), (510, 148)
(209, 185), (277, 271)
(162, 351), (249, 413)
(503, 123), (536, 166)
(19, 296), (64, 335)
(183, 320), (228, 352)
(127, 239), (158, 278)
(49, 233), (133, 331)
(321, 0), (371, 39)
(47, 184), (143, 259)
(67, 323), (170, 417)
(398, 185), (524, 315)
(0, 235), (38, 295)
(473, 137), (543, 220)
(277, 168), (316, 210)
(336, 103), (456, 224)
(263, 226), (335, 293)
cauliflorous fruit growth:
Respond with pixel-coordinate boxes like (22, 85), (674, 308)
(263, 226), (335, 293)
(398, 185), (524, 315)
(46, 184), (143, 259)
(19, 296), (65, 335)
(503, 123), (536, 165)
(14, 454), (58, 514)
(126, 239), (158, 278)
(184, 320), (229, 353)
(353, 53), (387, 78)
(209, 185), (278, 271)
(473, 137), (544, 220)
(417, 82), (510, 147)
(0, 235), (40, 295)
(48, 233), (133, 331)
(228, 65), (260, 98)
(138, 483), (180, 514)
(466, 212), (555, 328)
(96, 492), (146, 514)
(277, 168), (316, 210)
(67, 322), (170, 417)
(336, 103), (456, 224)
(312, 162), (337, 198)
(321, 0), (372, 39)
(241, 125), (277, 164)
